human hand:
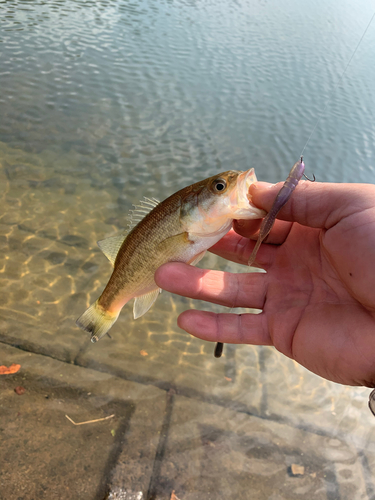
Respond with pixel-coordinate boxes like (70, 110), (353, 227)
(155, 180), (375, 387)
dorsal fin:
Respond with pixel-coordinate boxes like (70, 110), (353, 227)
(127, 197), (160, 231)
(97, 232), (127, 265)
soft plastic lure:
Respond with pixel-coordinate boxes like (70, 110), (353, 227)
(248, 156), (305, 267)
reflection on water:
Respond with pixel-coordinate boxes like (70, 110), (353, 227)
(1, 0), (375, 498)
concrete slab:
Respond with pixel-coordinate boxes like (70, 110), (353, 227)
(0, 343), (166, 500)
(76, 301), (264, 415)
(256, 346), (375, 444)
(151, 395), (373, 500)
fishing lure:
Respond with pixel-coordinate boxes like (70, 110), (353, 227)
(248, 156), (306, 267)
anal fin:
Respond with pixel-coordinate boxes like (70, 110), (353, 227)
(133, 288), (161, 319)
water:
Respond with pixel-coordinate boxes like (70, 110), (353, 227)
(1, 0), (375, 498)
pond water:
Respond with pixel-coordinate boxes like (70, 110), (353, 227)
(1, 0), (375, 498)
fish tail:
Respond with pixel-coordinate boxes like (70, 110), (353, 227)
(76, 300), (119, 343)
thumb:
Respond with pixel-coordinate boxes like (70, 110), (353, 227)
(249, 181), (375, 229)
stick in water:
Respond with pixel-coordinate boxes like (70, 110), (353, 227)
(65, 414), (115, 426)
(248, 157), (305, 267)
(214, 341), (224, 358)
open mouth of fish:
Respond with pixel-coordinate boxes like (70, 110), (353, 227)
(232, 168), (266, 218)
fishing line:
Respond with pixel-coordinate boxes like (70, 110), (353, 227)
(300, 10), (375, 157)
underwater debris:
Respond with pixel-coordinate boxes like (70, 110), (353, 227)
(0, 363), (21, 375)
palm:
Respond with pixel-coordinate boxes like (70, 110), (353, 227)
(236, 220), (375, 387)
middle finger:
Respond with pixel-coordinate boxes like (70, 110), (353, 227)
(155, 262), (267, 309)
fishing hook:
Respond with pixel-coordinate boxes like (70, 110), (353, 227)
(303, 172), (315, 182)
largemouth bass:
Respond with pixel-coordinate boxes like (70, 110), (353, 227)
(76, 169), (265, 342)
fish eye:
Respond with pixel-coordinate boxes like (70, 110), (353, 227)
(213, 179), (227, 193)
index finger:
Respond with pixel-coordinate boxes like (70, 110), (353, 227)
(155, 262), (267, 309)
(250, 181), (375, 229)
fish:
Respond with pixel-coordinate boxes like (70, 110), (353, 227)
(76, 169), (266, 342)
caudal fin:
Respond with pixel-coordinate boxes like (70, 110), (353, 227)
(76, 300), (119, 343)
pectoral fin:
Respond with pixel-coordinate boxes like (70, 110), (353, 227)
(157, 233), (205, 267)
(157, 231), (192, 253)
(133, 288), (161, 319)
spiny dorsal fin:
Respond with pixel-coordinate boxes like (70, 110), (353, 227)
(97, 231), (127, 266)
(127, 197), (160, 231)
(133, 288), (161, 319)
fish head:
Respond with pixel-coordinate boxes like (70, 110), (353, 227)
(180, 169), (266, 236)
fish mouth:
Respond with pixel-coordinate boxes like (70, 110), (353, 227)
(233, 168), (266, 219)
